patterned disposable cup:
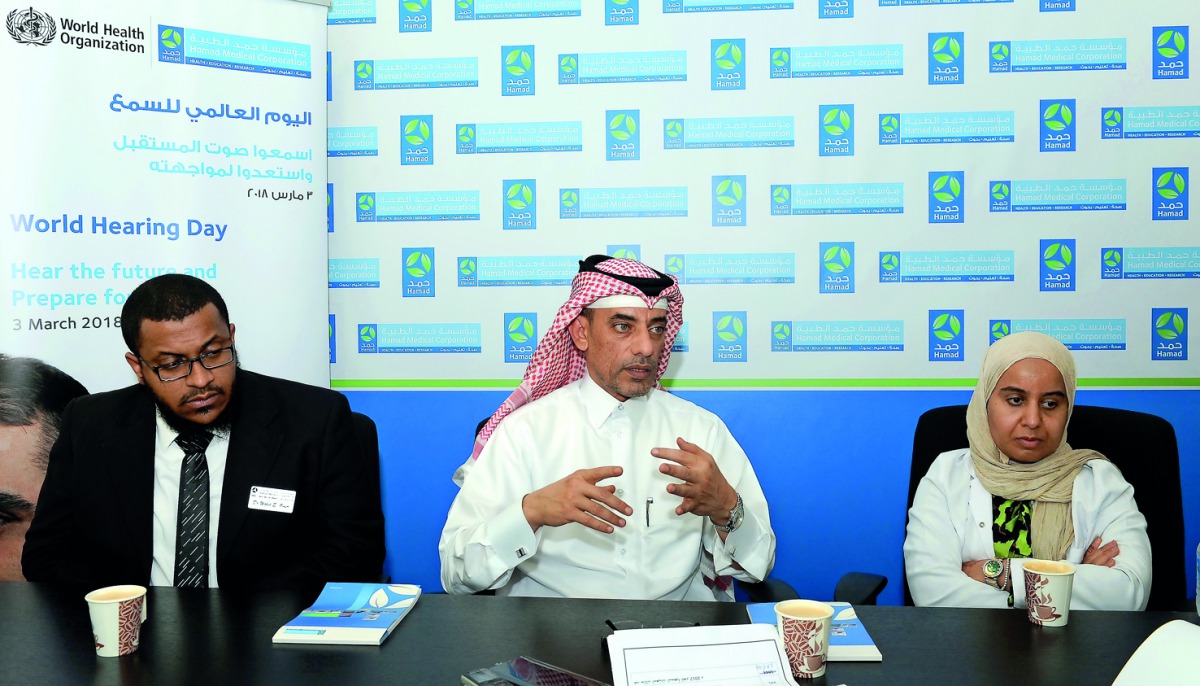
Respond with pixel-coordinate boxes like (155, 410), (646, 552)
(1023, 560), (1075, 627)
(84, 585), (148, 657)
(774, 599), (834, 679)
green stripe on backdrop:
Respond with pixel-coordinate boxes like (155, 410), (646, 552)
(332, 378), (1200, 389)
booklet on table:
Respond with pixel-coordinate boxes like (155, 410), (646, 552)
(272, 582), (421, 645)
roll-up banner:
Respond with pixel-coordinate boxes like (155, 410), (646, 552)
(3, 0), (329, 392)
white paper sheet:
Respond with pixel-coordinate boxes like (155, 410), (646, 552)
(1112, 620), (1200, 685)
(606, 624), (799, 686)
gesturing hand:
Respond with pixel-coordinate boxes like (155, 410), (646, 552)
(1082, 536), (1119, 567)
(521, 466), (633, 534)
(652, 437), (736, 521)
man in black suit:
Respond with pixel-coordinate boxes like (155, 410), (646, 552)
(23, 274), (384, 591)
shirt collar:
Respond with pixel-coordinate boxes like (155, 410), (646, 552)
(577, 373), (652, 429)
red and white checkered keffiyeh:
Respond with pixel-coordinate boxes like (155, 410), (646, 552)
(468, 257), (683, 463)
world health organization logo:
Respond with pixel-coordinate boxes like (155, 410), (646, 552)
(7, 7), (55, 45)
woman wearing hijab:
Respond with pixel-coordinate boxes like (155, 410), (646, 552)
(904, 332), (1151, 610)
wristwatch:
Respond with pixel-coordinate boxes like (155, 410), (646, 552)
(982, 558), (1004, 589)
(714, 493), (744, 533)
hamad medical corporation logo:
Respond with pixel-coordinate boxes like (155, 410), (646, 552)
(8, 7), (55, 45)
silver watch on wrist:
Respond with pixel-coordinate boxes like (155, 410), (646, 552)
(714, 493), (744, 533)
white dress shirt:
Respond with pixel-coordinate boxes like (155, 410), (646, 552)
(904, 448), (1151, 610)
(440, 375), (776, 600)
(150, 409), (229, 588)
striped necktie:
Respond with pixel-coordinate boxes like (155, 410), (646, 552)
(174, 430), (214, 588)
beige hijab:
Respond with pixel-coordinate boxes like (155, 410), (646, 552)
(967, 332), (1108, 561)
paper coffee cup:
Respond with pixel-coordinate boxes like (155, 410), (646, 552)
(1023, 560), (1075, 627)
(774, 599), (834, 679)
(84, 585), (148, 657)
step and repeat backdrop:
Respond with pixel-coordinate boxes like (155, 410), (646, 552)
(327, 1), (1197, 388)
(326, 1), (1198, 598)
(3, 0), (329, 392)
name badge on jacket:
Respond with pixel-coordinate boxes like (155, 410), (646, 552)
(248, 486), (296, 513)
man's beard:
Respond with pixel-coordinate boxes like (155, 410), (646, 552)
(146, 368), (238, 437)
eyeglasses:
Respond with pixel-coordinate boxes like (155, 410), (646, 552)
(140, 346), (235, 382)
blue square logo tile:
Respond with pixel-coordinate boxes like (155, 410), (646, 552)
(929, 310), (964, 362)
(558, 53), (579, 84)
(1101, 107), (1124, 139)
(559, 188), (580, 218)
(501, 45), (535, 96)
(1152, 167), (1188, 221)
(400, 0), (431, 32)
(356, 192), (376, 222)
(1040, 99), (1076, 152)
(1151, 308), (1188, 360)
(1040, 239), (1076, 292)
(606, 110), (640, 161)
(400, 115), (433, 165)
(989, 180), (1011, 213)
(928, 32), (964, 85)
(771, 321), (791, 352)
(711, 39), (745, 90)
(504, 313), (537, 364)
(712, 176), (747, 226)
(928, 171), (965, 224)
(1100, 247), (1124, 279)
(989, 319), (1011, 346)
(989, 41), (1012, 72)
(1152, 27), (1189, 79)
(502, 179), (537, 230)
(713, 311), (747, 363)
(879, 251), (900, 283)
(878, 113), (900, 145)
(819, 104), (854, 157)
(664, 254), (685, 282)
(402, 248), (435, 298)
(354, 60), (374, 90)
(819, 242), (854, 293)
(457, 256), (478, 287)
(606, 0), (639, 26)
(357, 323), (377, 354)
(820, 0), (852, 19)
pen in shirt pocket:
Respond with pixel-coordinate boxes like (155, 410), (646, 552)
(645, 497), (653, 527)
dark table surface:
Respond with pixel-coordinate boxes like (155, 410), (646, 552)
(1, 583), (1195, 685)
